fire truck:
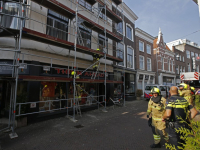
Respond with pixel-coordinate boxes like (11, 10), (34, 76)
(180, 72), (200, 90)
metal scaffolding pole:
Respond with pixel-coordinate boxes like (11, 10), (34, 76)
(122, 0), (125, 106)
(104, 0), (107, 110)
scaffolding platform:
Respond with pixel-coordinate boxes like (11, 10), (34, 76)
(22, 28), (123, 62)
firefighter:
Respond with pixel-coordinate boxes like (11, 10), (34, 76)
(93, 49), (102, 71)
(191, 86), (196, 102)
(70, 71), (80, 79)
(178, 83), (193, 105)
(147, 88), (169, 148)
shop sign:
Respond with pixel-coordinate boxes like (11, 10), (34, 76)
(30, 103), (36, 108)
(145, 75), (149, 80)
(139, 74), (143, 80)
(0, 61), (29, 75)
(53, 68), (105, 79)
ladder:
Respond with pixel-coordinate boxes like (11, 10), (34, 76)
(91, 61), (101, 79)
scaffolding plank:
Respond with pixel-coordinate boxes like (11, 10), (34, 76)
(22, 28), (123, 62)
(18, 75), (123, 83)
(78, 14), (122, 42)
(31, 0), (75, 19)
(97, 0), (122, 23)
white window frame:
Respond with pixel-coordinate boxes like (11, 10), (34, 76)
(168, 60), (170, 71)
(171, 60), (173, 72)
(126, 23), (133, 41)
(139, 40), (144, 52)
(147, 57), (151, 71)
(146, 44), (151, 54)
(127, 46), (134, 69)
(182, 56), (184, 62)
(188, 63), (191, 72)
(139, 55), (144, 70)
(116, 42), (126, 67)
(176, 65), (179, 74)
(186, 50), (190, 59)
(179, 56), (181, 61)
(161, 57), (164, 71)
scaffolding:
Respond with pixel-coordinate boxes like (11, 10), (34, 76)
(0, 0), (125, 138)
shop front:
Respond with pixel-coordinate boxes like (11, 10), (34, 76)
(136, 71), (156, 96)
(158, 73), (176, 86)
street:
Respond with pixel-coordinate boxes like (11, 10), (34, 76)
(0, 100), (168, 150)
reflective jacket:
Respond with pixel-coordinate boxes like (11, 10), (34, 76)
(179, 90), (193, 105)
(147, 97), (167, 130)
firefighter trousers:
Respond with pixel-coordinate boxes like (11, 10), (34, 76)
(151, 126), (169, 144)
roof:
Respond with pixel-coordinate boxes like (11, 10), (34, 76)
(153, 38), (171, 51)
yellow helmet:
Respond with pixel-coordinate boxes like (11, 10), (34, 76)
(150, 88), (160, 95)
(179, 83), (187, 90)
(191, 87), (195, 91)
(96, 49), (100, 51)
(71, 71), (76, 75)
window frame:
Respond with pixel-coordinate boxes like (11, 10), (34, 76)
(127, 46), (134, 69)
(186, 50), (190, 59)
(139, 55), (144, 70)
(147, 57), (152, 71)
(116, 42), (125, 67)
(188, 63), (191, 72)
(146, 44), (151, 54)
(126, 23), (133, 41)
(139, 40), (144, 52)
(168, 60), (170, 71)
(161, 57), (164, 71)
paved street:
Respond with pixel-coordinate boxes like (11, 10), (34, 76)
(0, 100), (168, 150)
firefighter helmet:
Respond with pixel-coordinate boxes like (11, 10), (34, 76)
(150, 88), (160, 95)
(191, 87), (195, 91)
(178, 83), (187, 90)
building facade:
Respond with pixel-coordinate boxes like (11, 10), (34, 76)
(167, 39), (200, 85)
(112, 3), (138, 100)
(0, 0), (125, 122)
(153, 28), (176, 85)
(135, 28), (156, 94)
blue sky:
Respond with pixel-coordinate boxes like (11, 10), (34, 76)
(124, 0), (200, 45)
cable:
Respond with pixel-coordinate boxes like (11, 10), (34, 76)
(179, 29), (200, 39)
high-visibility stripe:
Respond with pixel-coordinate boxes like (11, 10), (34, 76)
(152, 117), (162, 121)
(147, 110), (151, 113)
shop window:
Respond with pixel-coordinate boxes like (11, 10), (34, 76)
(114, 84), (122, 95)
(46, 10), (69, 41)
(125, 74), (135, 94)
(114, 71), (122, 81)
(39, 82), (66, 111)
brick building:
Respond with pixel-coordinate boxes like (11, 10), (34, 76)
(153, 28), (176, 85)
(112, 3), (138, 100)
(167, 39), (200, 85)
(135, 28), (156, 93)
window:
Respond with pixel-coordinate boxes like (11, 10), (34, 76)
(176, 65), (179, 74)
(197, 65), (199, 72)
(195, 53), (198, 59)
(179, 56), (181, 61)
(186, 51), (190, 59)
(182, 56), (184, 62)
(160, 86), (166, 91)
(116, 22), (123, 34)
(98, 34), (108, 53)
(171, 60), (173, 72)
(145, 86), (157, 90)
(47, 10), (69, 41)
(191, 52), (194, 58)
(176, 55), (179, 60)
(183, 67), (185, 72)
(168, 60), (170, 71)
(77, 21), (91, 48)
(188, 63), (191, 72)
(79, 0), (92, 11)
(161, 57), (164, 70)
(147, 58), (151, 71)
(126, 25), (133, 40)
(139, 55), (144, 70)
(139, 41), (144, 52)
(117, 43), (124, 66)
(127, 47), (134, 68)
(147, 45), (151, 54)
(180, 66), (182, 73)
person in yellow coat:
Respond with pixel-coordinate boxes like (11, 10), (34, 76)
(147, 88), (169, 148)
(178, 83), (193, 105)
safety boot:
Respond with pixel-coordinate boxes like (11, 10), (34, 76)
(150, 143), (161, 148)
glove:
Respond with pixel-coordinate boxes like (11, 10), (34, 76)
(169, 122), (174, 129)
(147, 115), (149, 118)
(148, 118), (152, 127)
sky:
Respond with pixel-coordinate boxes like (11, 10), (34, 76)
(124, 0), (200, 46)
